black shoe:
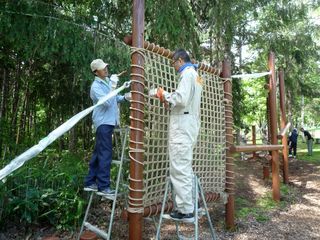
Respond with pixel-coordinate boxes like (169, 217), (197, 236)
(169, 211), (194, 223)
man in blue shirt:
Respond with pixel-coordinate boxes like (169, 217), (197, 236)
(84, 59), (129, 197)
(288, 128), (298, 159)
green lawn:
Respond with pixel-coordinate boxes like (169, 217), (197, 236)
(296, 140), (320, 164)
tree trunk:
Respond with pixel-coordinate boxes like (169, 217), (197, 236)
(0, 68), (7, 120)
(11, 62), (21, 140)
(16, 82), (29, 144)
(0, 68), (8, 157)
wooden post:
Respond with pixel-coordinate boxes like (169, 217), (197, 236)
(279, 69), (289, 184)
(263, 165), (270, 180)
(129, 0), (145, 239)
(222, 58), (235, 229)
(268, 52), (280, 202)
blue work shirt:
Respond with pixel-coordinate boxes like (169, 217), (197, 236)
(90, 76), (125, 129)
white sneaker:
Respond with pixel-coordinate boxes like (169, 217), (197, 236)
(84, 184), (98, 192)
(162, 214), (171, 219)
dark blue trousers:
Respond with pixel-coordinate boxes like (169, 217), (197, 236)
(85, 124), (114, 191)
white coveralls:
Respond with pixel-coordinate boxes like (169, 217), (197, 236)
(163, 66), (203, 214)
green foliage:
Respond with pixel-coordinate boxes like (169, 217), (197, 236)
(0, 0), (319, 232)
(246, 1), (320, 127)
(146, 0), (200, 56)
(0, 151), (87, 229)
(241, 77), (268, 126)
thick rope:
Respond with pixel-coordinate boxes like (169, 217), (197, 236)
(127, 47), (146, 213)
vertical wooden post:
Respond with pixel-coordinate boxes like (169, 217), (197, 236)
(268, 52), (280, 202)
(222, 58), (235, 229)
(129, 0), (145, 239)
(263, 165), (270, 180)
(279, 69), (289, 184)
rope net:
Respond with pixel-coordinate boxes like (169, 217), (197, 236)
(134, 48), (227, 208)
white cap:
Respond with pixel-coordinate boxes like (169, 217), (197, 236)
(90, 59), (109, 72)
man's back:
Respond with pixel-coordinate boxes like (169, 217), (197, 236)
(304, 130), (313, 140)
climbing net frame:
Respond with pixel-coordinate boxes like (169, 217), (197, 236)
(128, 43), (229, 210)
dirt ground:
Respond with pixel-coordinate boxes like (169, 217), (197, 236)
(1, 155), (320, 240)
(215, 157), (320, 240)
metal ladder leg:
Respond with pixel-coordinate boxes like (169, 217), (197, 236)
(175, 174), (198, 240)
(156, 177), (171, 240)
(78, 128), (129, 240)
(77, 192), (94, 240)
(194, 175), (199, 240)
(107, 130), (128, 240)
(198, 177), (217, 240)
(155, 174), (217, 240)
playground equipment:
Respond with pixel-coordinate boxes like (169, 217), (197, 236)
(233, 68), (290, 185)
(122, 3), (290, 239)
(0, 1), (292, 239)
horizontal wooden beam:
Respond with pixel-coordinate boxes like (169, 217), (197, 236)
(121, 192), (220, 220)
(123, 35), (221, 75)
(231, 144), (283, 153)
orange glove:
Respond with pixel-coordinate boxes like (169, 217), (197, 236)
(156, 87), (165, 102)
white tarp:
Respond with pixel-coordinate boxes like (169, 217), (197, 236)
(231, 71), (271, 79)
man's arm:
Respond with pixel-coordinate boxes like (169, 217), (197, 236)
(116, 95), (125, 103)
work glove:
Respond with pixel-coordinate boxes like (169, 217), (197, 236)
(149, 87), (166, 102)
(110, 74), (119, 89)
(124, 92), (132, 101)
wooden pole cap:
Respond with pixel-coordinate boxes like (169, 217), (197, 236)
(42, 236), (60, 240)
(80, 231), (98, 240)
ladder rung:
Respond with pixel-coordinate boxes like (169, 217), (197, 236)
(113, 128), (129, 133)
(84, 222), (109, 239)
(112, 159), (130, 164)
(112, 160), (121, 165)
(99, 192), (125, 201)
(97, 194), (115, 201)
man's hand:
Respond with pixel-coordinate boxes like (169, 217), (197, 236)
(124, 92), (132, 101)
(110, 74), (119, 89)
(149, 87), (166, 102)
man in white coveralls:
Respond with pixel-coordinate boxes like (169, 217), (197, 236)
(150, 49), (203, 223)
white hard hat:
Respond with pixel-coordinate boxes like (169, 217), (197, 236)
(90, 59), (109, 72)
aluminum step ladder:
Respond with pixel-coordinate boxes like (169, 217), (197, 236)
(77, 127), (129, 240)
(156, 174), (217, 240)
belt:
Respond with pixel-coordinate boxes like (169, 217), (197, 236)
(170, 111), (192, 115)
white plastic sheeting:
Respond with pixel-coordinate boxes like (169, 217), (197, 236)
(231, 71), (271, 79)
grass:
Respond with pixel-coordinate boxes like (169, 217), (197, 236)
(236, 183), (292, 223)
(296, 139), (320, 164)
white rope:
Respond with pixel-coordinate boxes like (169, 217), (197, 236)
(231, 71), (271, 79)
(0, 81), (131, 181)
